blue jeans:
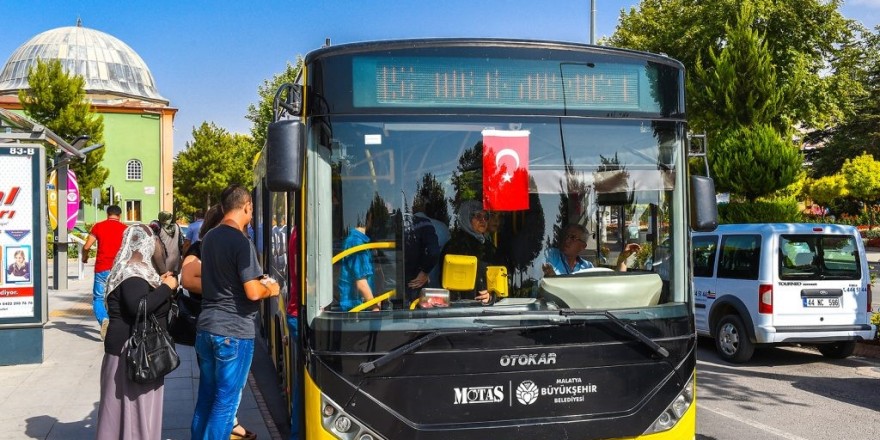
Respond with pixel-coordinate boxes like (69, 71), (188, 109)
(92, 270), (109, 324)
(286, 316), (302, 440)
(191, 331), (254, 440)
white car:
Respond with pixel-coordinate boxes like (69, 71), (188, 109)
(692, 223), (876, 363)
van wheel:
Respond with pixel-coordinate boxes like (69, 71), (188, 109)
(817, 341), (856, 359)
(715, 315), (754, 363)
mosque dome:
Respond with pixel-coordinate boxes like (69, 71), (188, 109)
(0, 21), (167, 104)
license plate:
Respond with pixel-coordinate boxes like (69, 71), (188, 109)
(803, 297), (841, 307)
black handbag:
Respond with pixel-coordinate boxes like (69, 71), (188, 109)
(168, 288), (201, 346)
(126, 297), (180, 384)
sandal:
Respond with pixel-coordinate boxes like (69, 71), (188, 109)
(230, 423), (257, 440)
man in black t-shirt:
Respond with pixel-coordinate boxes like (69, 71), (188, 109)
(190, 185), (280, 439)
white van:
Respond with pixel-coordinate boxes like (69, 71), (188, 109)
(692, 223), (876, 363)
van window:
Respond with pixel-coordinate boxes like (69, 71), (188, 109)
(778, 234), (861, 280)
(717, 235), (760, 280)
(692, 235), (718, 277)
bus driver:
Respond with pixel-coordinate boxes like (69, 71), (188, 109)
(542, 224), (640, 276)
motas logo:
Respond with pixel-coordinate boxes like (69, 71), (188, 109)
(453, 386), (504, 405)
(516, 381), (539, 405)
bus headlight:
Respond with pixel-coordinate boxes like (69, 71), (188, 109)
(644, 375), (695, 434)
(671, 394), (689, 418)
(334, 416), (352, 433)
(321, 394), (384, 440)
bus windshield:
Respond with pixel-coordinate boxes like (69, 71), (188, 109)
(310, 116), (684, 323)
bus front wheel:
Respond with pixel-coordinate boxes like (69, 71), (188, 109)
(715, 315), (754, 363)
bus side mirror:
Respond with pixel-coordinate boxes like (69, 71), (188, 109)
(266, 119), (304, 192)
(691, 175), (718, 232)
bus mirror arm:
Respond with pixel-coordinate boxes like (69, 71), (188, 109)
(273, 83), (302, 120)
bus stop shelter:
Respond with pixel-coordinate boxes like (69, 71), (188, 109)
(0, 107), (85, 365)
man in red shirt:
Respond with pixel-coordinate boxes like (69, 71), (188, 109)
(82, 205), (127, 338)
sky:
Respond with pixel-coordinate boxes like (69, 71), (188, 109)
(2, 0), (879, 155)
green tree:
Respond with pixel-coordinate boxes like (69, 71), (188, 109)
(710, 125), (801, 202)
(840, 153), (880, 202)
(684, 4), (802, 201)
(245, 59), (303, 150)
(18, 59), (108, 202)
(688, 3), (791, 134)
(173, 122), (259, 215)
(608, 0), (860, 132)
(812, 27), (880, 177)
(413, 173), (451, 226)
(449, 141), (483, 224)
(367, 192), (393, 240)
(806, 174), (849, 206)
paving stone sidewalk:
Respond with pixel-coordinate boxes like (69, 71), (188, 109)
(0, 261), (277, 440)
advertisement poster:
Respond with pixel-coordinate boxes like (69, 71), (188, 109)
(0, 152), (36, 319)
(47, 169), (79, 231)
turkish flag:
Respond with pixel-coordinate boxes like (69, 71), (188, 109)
(482, 130), (530, 211)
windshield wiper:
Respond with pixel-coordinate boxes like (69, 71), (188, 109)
(602, 310), (669, 358)
(359, 327), (494, 374)
(559, 309), (669, 358)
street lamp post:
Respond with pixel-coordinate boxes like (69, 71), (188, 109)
(590, 0), (596, 44)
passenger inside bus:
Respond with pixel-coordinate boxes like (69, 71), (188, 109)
(403, 201), (442, 301)
(337, 209), (381, 312)
(420, 197), (451, 290)
(542, 223), (642, 277)
(440, 200), (499, 304)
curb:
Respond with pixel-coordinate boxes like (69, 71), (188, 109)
(855, 341), (880, 359)
(249, 372), (282, 440)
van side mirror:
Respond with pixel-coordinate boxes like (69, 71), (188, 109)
(691, 175), (718, 232)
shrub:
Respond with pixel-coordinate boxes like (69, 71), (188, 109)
(718, 199), (803, 224)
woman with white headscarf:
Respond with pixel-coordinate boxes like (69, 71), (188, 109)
(440, 200), (498, 303)
(96, 224), (178, 440)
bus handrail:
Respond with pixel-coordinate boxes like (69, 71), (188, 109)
(331, 241), (395, 264)
(349, 289), (395, 312)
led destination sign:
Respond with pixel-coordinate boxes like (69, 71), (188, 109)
(353, 56), (667, 112)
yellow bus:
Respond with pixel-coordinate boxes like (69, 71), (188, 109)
(253, 38), (718, 440)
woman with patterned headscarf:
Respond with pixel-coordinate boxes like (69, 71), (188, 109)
(440, 200), (498, 303)
(96, 224), (179, 440)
